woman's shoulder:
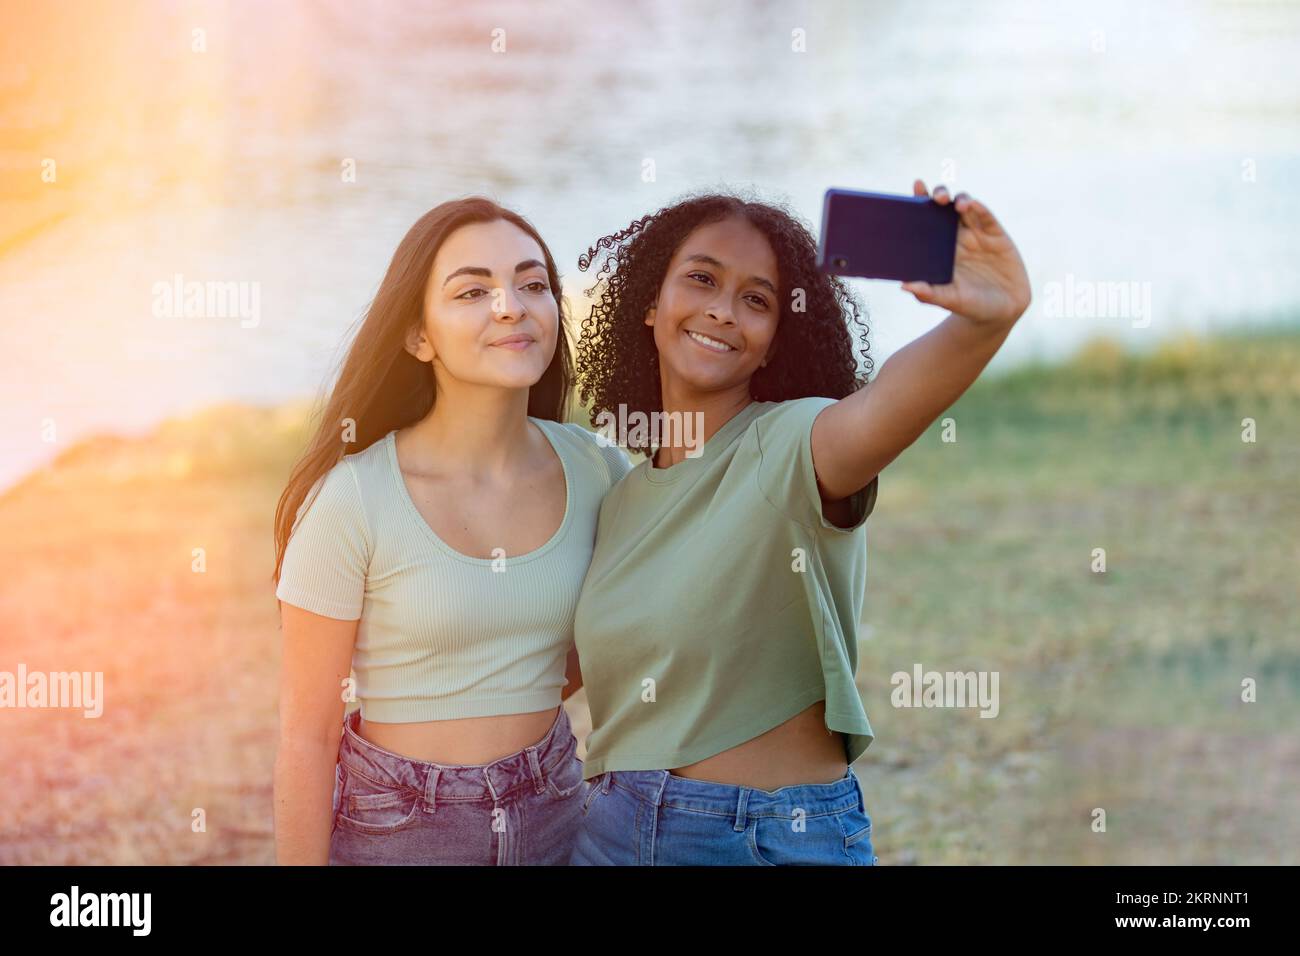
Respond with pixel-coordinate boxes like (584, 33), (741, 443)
(755, 395), (839, 420)
(331, 431), (395, 484)
(301, 432), (394, 516)
(746, 396), (838, 442)
(537, 417), (637, 491)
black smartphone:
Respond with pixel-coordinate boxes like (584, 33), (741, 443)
(817, 187), (959, 284)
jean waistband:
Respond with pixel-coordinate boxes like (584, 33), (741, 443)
(338, 705), (574, 804)
(595, 765), (863, 817)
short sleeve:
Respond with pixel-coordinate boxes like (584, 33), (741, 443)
(566, 422), (636, 491)
(275, 459), (370, 620)
(755, 397), (879, 533)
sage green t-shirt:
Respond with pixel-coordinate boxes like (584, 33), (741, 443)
(573, 396), (879, 779)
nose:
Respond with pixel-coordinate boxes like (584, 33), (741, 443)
(492, 285), (528, 322)
(704, 295), (735, 326)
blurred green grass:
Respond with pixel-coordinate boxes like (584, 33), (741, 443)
(855, 327), (1300, 864)
(0, 326), (1296, 863)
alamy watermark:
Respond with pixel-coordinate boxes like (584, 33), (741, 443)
(0, 664), (103, 718)
(151, 273), (261, 328)
(592, 406), (706, 457)
(1042, 273), (1152, 328)
(891, 663), (999, 718)
(50, 886), (150, 935)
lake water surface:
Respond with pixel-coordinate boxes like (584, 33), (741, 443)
(1, 0), (1297, 490)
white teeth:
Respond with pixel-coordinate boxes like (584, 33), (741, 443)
(686, 330), (735, 352)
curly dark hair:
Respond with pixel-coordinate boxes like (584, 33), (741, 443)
(574, 189), (872, 455)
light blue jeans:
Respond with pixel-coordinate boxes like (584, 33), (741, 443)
(569, 765), (878, 865)
(329, 705), (587, 865)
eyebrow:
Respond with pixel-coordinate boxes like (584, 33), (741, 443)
(442, 259), (547, 288)
(682, 253), (777, 296)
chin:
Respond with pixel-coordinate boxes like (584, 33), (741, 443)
(499, 371), (548, 389)
(669, 351), (742, 384)
(669, 367), (736, 394)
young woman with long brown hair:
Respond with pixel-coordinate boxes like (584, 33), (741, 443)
(271, 197), (630, 865)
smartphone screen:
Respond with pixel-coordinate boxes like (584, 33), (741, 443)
(817, 188), (959, 284)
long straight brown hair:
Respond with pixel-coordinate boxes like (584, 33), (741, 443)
(272, 197), (573, 584)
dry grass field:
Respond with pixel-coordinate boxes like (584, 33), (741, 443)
(1, 327), (1297, 864)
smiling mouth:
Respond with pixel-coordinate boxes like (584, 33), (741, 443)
(491, 335), (536, 350)
(684, 329), (737, 353)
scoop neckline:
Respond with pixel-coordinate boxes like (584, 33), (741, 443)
(385, 418), (574, 565)
(642, 401), (769, 484)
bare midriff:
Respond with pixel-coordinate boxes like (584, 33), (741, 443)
(357, 706), (560, 765)
(667, 700), (849, 791)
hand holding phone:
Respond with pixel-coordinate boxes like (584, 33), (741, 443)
(817, 187), (959, 284)
(818, 181), (1032, 325)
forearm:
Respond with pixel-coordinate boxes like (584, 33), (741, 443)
(870, 309), (1017, 441)
(273, 738), (341, 865)
(813, 310), (1019, 499)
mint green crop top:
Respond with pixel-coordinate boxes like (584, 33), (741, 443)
(275, 419), (632, 722)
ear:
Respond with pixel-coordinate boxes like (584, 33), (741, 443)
(644, 302), (657, 327)
(760, 344), (775, 368)
(405, 323), (435, 363)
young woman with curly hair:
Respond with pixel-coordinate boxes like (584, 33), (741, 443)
(568, 181), (1031, 865)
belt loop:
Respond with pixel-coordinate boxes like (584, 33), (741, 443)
(733, 787), (750, 832)
(422, 766), (440, 814)
(525, 746), (545, 794)
(484, 769), (502, 808)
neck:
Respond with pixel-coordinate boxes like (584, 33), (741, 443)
(402, 382), (534, 480)
(654, 375), (753, 468)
